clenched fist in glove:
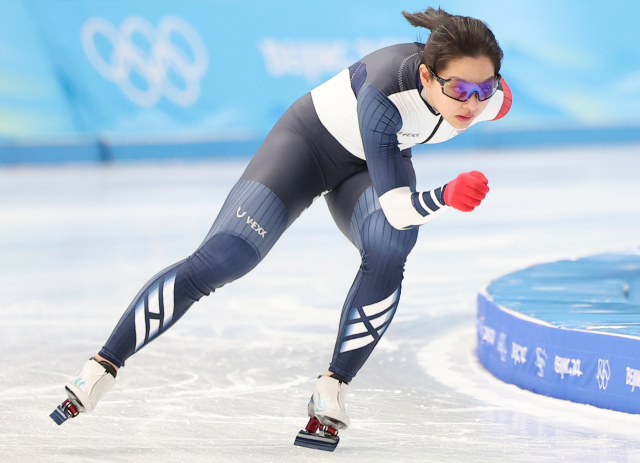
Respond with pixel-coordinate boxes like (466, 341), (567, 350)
(443, 171), (489, 212)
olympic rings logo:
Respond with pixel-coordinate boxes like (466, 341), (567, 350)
(596, 358), (611, 390)
(81, 16), (209, 107)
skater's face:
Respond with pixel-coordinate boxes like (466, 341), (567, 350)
(419, 56), (496, 130)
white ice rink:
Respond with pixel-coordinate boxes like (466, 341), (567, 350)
(1, 144), (640, 462)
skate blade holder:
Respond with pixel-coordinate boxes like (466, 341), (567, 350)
(294, 417), (340, 452)
(50, 399), (80, 425)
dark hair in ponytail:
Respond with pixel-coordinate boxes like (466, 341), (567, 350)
(402, 7), (503, 75)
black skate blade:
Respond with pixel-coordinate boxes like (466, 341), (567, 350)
(50, 405), (70, 425)
(294, 430), (339, 452)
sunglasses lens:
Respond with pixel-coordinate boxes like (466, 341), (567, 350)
(444, 81), (470, 101)
(443, 78), (498, 101)
(477, 79), (499, 100)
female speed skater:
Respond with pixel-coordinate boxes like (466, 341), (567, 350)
(52, 6), (511, 450)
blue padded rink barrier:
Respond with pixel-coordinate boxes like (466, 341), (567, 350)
(478, 250), (640, 413)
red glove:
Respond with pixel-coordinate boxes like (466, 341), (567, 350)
(443, 171), (489, 212)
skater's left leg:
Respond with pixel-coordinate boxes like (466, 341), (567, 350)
(326, 201), (417, 379)
(305, 158), (417, 430)
(325, 158), (418, 383)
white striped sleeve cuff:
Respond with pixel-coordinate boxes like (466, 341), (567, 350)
(378, 186), (449, 230)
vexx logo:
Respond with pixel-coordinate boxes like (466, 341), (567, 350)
(236, 207), (267, 238)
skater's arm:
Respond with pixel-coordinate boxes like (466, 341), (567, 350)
(357, 83), (449, 230)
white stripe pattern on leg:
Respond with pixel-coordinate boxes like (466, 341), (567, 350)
(147, 282), (161, 339)
(163, 272), (176, 327)
(345, 322), (369, 336)
(134, 272), (177, 352)
(134, 299), (146, 351)
(148, 283), (160, 314)
(340, 334), (376, 353)
(339, 287), (400, 353)
(362, 287), (400, 318)
(369, 306), (397, 329)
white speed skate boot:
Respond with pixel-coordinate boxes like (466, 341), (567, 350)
(308, 375), (350, 429)
(294, 374), (350, 452)
(50, 358), (117, 425)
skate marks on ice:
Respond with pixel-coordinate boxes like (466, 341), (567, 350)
(2, 145), (640, 461)
(419, 326), (640, 459)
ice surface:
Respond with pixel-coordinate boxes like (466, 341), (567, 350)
(1, 145), (640, 462)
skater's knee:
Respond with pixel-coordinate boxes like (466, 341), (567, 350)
(184, 233), (260, 294)
(360, 210), (417, 263)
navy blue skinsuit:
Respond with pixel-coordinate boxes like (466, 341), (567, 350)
(99, 43), (510, 382)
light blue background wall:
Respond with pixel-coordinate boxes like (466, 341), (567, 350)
(0, 0), (638, 162)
